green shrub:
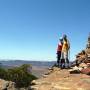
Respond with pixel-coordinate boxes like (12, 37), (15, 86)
(0, 67), (7, 79)
(0, 64), (37, 88)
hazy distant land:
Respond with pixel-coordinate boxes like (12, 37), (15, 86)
(0, 60), (55, 78)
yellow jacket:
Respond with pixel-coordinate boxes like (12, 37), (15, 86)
(62, 40), (70, 52)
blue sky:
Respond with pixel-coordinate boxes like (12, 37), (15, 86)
(0, 0), (90, 61)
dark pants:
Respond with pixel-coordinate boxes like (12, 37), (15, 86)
(57, 51), (61, 66)
(66, 58), (69, 63)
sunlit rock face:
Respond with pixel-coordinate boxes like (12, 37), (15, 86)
(70, 34), (90, 76)
(85, 33), (90, 61)
(86, 33), (90, 49)
(76, 34), (90, 63)
(85, 49), (90, 61)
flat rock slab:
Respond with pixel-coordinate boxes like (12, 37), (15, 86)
(31, 67), (90, 90)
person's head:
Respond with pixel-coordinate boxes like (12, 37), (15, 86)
(63, 34), (67, 39)
(59, 38), (63, 44)
(63, 34), (68, 41)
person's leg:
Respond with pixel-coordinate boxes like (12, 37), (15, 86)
(66, 58), (69, 64)
(57, 52), (61, 67)
(63, 52), (66, 68)
(60, 52), (64, 68)
(59, 51), (61, 67)
(57, 54), (59, 67)
(66, 52), (70, 68)
(61, 52), (65, 68)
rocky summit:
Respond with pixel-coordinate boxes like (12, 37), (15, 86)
(31, 34), (90, 90)
(31, 67), (90, 90)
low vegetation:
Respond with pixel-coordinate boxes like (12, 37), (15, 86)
(0, 64), (37, 88)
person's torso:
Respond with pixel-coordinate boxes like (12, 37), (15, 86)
(57, 43), (62, 52)
(62, 40), (69, 52)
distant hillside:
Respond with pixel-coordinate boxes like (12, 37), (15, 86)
(0, 60), (56, 78)
(0, 60), (55, 68)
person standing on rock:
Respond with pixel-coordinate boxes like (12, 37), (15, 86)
(61, 34), (70, 68)
(56, 38), (63, 67)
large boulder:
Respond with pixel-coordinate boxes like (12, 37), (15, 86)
(68, 66), (82, 74)
(0, 79), (16, 90)
(79, 63), (88, 68)
(81, 68), (90, 75)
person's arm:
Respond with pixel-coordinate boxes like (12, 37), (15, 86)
(67, 40), (70, 50)
(56, 44), (59, 54)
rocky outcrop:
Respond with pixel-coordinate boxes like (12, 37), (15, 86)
(71, 48), (90, 75)
(0, 79), (32, 90)
(0, 79), (16, 90)
(31, 67), (90, 90)
(70, 34), (90, 75)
